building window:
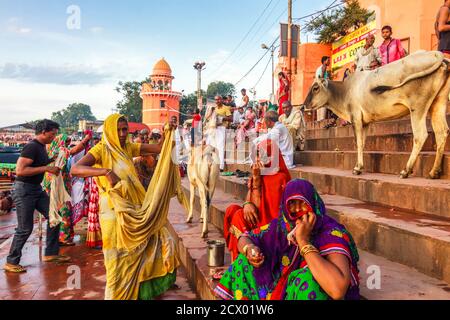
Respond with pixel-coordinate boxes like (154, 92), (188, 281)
(160, 100), (166, 108)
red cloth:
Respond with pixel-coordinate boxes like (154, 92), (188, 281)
(223, 140), (291, 261)
(277, 77), (290, 116)
(192, 114), (201, 129)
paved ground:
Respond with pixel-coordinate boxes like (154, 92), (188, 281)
(0, 211), (197, 300)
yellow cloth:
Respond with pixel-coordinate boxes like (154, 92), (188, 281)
(216, 106), (232, 128)
(88, 114), (189, 300)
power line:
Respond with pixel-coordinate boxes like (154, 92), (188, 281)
(293, 1), (342, 21)
(252, 54), (272, 89)
(234, 36), (278, 87)
(205, 0), (275, 78)
(232, 0), (284, 63)
(236, 0), (298, 65)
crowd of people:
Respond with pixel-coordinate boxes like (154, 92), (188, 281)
(0, 134), (34, 147)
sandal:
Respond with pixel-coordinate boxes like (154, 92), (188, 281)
(3, 263), (27, 273)
(43, 255), (71, 263)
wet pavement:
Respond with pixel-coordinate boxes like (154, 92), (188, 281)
(0, 212), (198, 300)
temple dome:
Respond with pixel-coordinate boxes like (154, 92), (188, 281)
(152, 58), (172, 76)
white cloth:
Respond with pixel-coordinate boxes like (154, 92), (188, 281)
(233, 110), (245, 125)
(49, 151), (70, 227)
(70, 150), (86, 207)
(206, 126), (226, 170)
(355, 46), (382, 71)
(253, 122), (295, 169)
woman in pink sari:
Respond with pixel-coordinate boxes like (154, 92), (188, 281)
(277, 72), (290, 116)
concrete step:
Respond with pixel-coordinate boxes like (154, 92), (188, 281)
(305, 114), (450, 139)
(169, 188), (450, 300)
(225, 164), (450, 219)
(304, 133), (450, 152)
(193, 177), (450, 283)
(295, 151), (450, 179)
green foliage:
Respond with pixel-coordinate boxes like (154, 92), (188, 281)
(51, 103), (96, 130)
(305, 0), (374, 44)
(179, 91), (205, 124)
(206, 81), (236, 99)
(115, 79), (150, 123)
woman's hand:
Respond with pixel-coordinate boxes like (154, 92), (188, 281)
(243, 203), (258, 227)
(105, 170), (121, 187)
(295, 212), (316, 247)
(251, 160), (264, 178)
(246, 245), (265, 268)
(46, 166), (61, 176)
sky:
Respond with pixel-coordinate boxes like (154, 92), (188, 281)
(0, 0), (334, 127)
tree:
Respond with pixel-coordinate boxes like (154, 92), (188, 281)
(305, 0), (374, 44)
(179, 91), (205, 124)
(51, 103), (96, 130)
(115, 79), (149, 123)
(206, 81), (236, 99)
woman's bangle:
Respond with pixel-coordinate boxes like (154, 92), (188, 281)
(105, 169), (112, 176)
(243, 201), (254, 208)
(300, 244), (319, 257)
(242, 244), (250, 256)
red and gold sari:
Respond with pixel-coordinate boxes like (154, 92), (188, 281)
(224, 139), (291, 261)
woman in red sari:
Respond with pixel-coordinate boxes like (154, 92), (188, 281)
(224, 139), (291, 261)
(277, 72), (290, 116)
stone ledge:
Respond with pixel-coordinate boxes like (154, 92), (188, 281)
(224, 164), (450, 218)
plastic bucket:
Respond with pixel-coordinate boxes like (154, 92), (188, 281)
(207, 240), (225, 267)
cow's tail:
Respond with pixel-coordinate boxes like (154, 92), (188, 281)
(372, 56), (445, 94)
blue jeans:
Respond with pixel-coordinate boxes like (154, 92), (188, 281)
(7, 181), (60, 265)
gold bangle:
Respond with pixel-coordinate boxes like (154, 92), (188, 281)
(300, 244), (318, 257)
(303, 248), (319, 257)
(242, 244), (250, 256)
(105, 169), (112, 176)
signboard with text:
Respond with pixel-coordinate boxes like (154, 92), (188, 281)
(332, 20), (377, 70)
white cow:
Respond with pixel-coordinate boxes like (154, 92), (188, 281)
(304, 51), (450, 179)
(186, 144), (220, 238)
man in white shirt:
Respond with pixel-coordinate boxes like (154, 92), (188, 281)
(279, 100), (306, 151)
(315, 56), (331, 122)
(233, 106), (245, 126)
(354, 34), (382, 72)
(252, 110), (295, 169)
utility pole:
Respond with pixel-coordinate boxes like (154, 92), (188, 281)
(287, 0), (293, 101)
(193, 61), (206, 111)
(261, 43), (276, 99)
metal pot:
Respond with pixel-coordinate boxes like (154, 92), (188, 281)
(207, 240), (225, 267)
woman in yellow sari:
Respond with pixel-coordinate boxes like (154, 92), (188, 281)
(71, 114), (188, 300)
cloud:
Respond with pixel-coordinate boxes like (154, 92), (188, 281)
(0, 63), (116, 85)
(90, 27), (104, 34)
(5, 17), (32, 34)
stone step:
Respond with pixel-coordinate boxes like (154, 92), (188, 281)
(169, 187), (450, 299)
(304, 133), (450, 152)
(295, 151), (450, 179)
(305, 114), (450, 139)
(183, 178), (450, 283)
(225, 164), (450, 219)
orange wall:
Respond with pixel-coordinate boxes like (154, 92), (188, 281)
(358, 0), (441, 52)
(276, 43), (331, 105)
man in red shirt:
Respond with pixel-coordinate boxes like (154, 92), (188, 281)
(191, 108), (202, 146)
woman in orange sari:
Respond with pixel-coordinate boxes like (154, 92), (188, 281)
(224, 139), (291, 261)
(277, 72), (290, 116)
